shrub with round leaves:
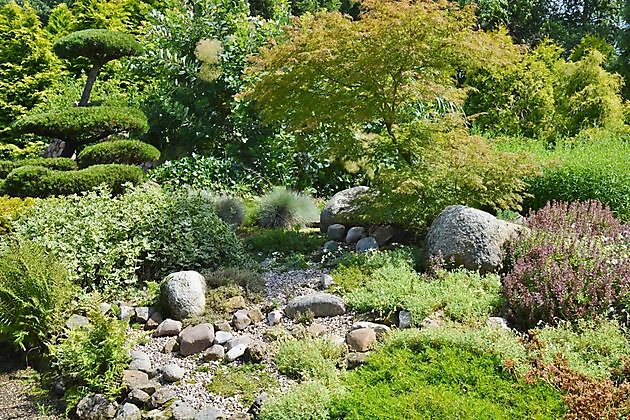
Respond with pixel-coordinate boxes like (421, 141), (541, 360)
(12, 106), (148, 143)
(0, 157), (77, 178)
(2, 164), (145, 198)
(77, 140), (160, 168)
(53, 29), (142, 64)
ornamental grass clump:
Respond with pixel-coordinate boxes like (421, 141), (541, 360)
(503, 200), (630, 329)
(258, 187), (318, 229)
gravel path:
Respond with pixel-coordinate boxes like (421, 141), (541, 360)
(0, 348), (60, 420)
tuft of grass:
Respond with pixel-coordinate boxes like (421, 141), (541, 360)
(244, 227), (325, 257)
(212, 196), (247, 227)
(275, 338), (345, 382)
(206, 364), (278, 406)
(257, 187), (319, 229)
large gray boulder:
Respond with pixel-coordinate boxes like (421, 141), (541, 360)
(285, 293), (346, 318)
(320, 186), (369, 233)
(161, 271), (207, 320)
(426, 205), (528, 273)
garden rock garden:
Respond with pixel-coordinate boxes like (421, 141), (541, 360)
(0, 0), (629, 419)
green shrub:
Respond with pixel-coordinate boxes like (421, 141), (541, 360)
(258, 187), (318, 229)
(203, 268), (264, 296)
(530, 319), (630, 379)
(275, 338), (344, 382)
(12, 106), (149, 143)
(48, 310), (129, 412)
(0, 195), (35, 234)
(77, 140), (160, 168)
(2, 164), (145, 198)
(206, 364), (278, 406)
(0, 242), (75, 351)
(210, 195), (247, 227)
(53, 29), (142, 63)
(331, 331), (565, 419)
(502, 130), (630, 221)
(259, 380), (338, 420)
(9, 186), (249, 288)
(0, 157), (77, 178)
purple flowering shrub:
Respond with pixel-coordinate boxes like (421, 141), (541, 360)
(503, 200), (630, 328)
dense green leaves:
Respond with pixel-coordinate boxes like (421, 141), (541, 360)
(53, 29), (142, 63)
(77, 139), (160, 168)
(0, 157), (77, 178)
(2, 164), (145, 198)
(13, 106), (148, 142)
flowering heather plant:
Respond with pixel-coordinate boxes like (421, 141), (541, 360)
(503, 200), (630, 329)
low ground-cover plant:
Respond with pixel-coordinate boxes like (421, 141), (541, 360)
(48, 310), (129, 413)
(340, 258), (503, 325)
(0, 242), (75, 351)
(529, 319), (630, 380)
(503, 200), (630, 328)
(275, 337), (345, 383)
(8, 185), (249, 289)
(77, 140), (160, 168)
(258, 379), (337, 420)
(244, 228), (326, 259)
(2, 164), (145, 198)
(206, 364), (278, 406)
(258, 187), (318, 229)
(330, 330), (565, 419)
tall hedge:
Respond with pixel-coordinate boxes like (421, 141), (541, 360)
(2, 164), (145, 198)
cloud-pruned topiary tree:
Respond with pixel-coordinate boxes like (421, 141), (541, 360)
(5, 28), (156, 197)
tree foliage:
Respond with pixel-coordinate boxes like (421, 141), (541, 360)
(0, 1), (61, 131)
(53, 29), (142, 64)
(246, 0), (515, 160)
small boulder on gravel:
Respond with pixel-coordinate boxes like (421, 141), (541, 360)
(134, 307), (150, 323)
(266, 310), (282, 326)
(486, 316), (510, 330)
(232, 309), (252, 330)
(161, 271), (207, 320)
(356, 236), (378, 253)
(171, 400), (196, 420)
(320, 186), (369, 233)
(327, 224), (346, 241)
(307, 323), (326, 337)
(115, 402), (141, 420)
(248, 308), (264, 323)
(136, 380), (160, 395)
(373, 225), (395, 246)
(285, 293), (346, 318)
(214, 330), (233, 345)
(127, 389), (151, 406)
(122, 370), (149, 390)
(194, 406), (227, 420)
(225, 334), (252, 351)
(119, 305), (135, 321)
(426, 205), (528, 273)
(154, 319), (182, 337)
(76, 394), (117, 420)
(179, 323), (215, 356)
(150, 387), (177, 409)
(202, 345), (225, 362)
(160, 364), (185, 383)
(346, 352), (369, 369)
(351, 322), (390, 337)
(214, 320), (232, 332)
(129, 351), (151, 373)
(162, 338), (178, 354)
(319, 274), (334, 289)
(345, 226), (366, 244)
(225, 344), (247, 362)
(346, 328), (376, 352)
(245, 340), (267, 363)
(145, 409), (169, 420)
